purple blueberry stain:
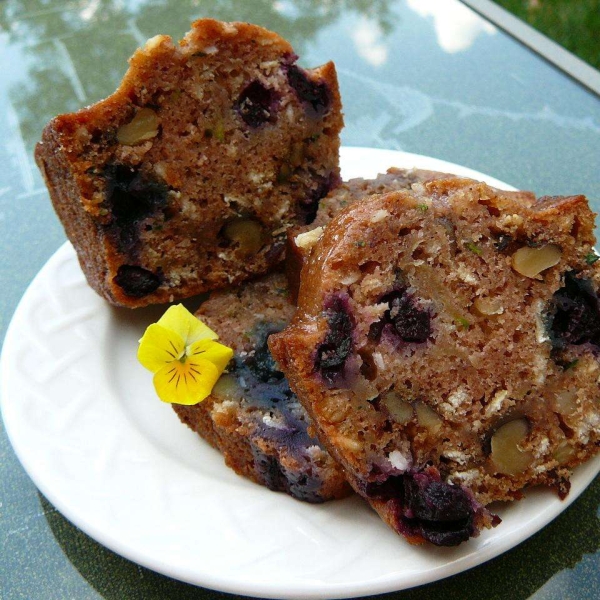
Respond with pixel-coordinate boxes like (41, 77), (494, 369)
(315, 294), (354, 383)
(369, 289), (432, 344)
(103, 163), (168, 254)
(228, 322), (330, 502)
(251, 447), (287, 493)
(245, 323), (285, 383)
(251, 446), (324, 503)
(549, 271), (600, 349)
(361, 467), (486, 546)
(113, 265), (161, 297)
(298, 171), (340, 224)
(286, 64), (331, 118)
(236, 80), (279, 128)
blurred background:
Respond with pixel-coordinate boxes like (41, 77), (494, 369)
(494, 0), (599, 69)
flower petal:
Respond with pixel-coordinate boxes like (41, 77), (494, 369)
(157, 304), (218, 346)
(188, 339), (234, 372)
(137, 323), (185, 373)
(153, 356), (220, 405)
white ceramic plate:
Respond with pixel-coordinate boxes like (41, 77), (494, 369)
(2, 147), (599, 599)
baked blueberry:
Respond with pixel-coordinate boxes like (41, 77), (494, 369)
(316, 295), (354, 382)
(286, 64), (331, 118)
(103, 163), (168, 253)
(244, 324), (285, 383)
(370, 289), (431, 343)
(113, 265), (161, 297)
(236, 80), (278, 128)
(549, 271), (600, 349)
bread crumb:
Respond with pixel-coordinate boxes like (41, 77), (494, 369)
(485, 389), (509, 418)
(295, 226), (324, 249)
(370, 209), (389, 223)
(388, 449), (410, 471)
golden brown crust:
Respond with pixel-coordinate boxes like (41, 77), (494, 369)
(285, 168), (454, 302)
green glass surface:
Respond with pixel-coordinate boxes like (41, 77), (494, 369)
(1, 1), (599, 598)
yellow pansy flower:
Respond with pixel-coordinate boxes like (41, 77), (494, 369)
(137, 304), (233, 405)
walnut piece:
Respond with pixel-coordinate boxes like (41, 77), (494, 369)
(554, 390), (578, 415)
(381, 391), (414, 424)
(473, 296), (504, 316)
(553, 440), (576, 465)
(490, 418), (534, 475)
(212, 374), (242, 401)
(117, 108), (160, 145)
(223, 219), (265, 255)
(511, 244), (561, 278)
(415, 401), (442, 433)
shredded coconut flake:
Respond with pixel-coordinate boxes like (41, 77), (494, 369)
(295, 227), (324, 249)
(263, 413), (287, 430)
(447, 387), (469, 408)
(485, 389), (509, 418)
(388, 450), (410, 471)
(450, 469), (480, 484)
(144, 35), (166, 52)
(340, 270), (361, 285)
(535, 437), (550, 457)
(370, 209), (389, 223)
(373, 352), (385, 370)
(456, 264), (478, 285)
(534, 299), (550, 343)
(442, 450), (469, 465)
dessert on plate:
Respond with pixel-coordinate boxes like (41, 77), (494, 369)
(174, 169), (452, 502)
(35, 19), (342, 307)
(34, 15), (599, 546)
(173, 272), (351, 502)
(270, 176), (600, 545)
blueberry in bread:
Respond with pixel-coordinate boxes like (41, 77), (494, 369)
(35, 19), (342, 307)
(173, 273), (351, 502)
(270, 176), (600, 544)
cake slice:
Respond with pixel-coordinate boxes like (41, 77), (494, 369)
(270, 177), (600, 544)
(173, 272), (350, 502)
(35, 19), (342, 307)
(173, 169), (448, 501)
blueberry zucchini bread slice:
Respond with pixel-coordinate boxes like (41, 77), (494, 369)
(35, 19), (342, 307)
(173, 272), (351, 502)
(174, 170), (450, 501)
(270, 177), (600, 544)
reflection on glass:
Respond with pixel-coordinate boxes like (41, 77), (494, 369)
(351, 16), (389, 66)
(1, 0), (393, 150)
(406, 0), (496, 53)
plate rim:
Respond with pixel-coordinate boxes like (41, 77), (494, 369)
(2, 147), (599, 599)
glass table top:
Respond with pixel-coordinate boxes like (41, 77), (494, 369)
(1, 1), (598, 598)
